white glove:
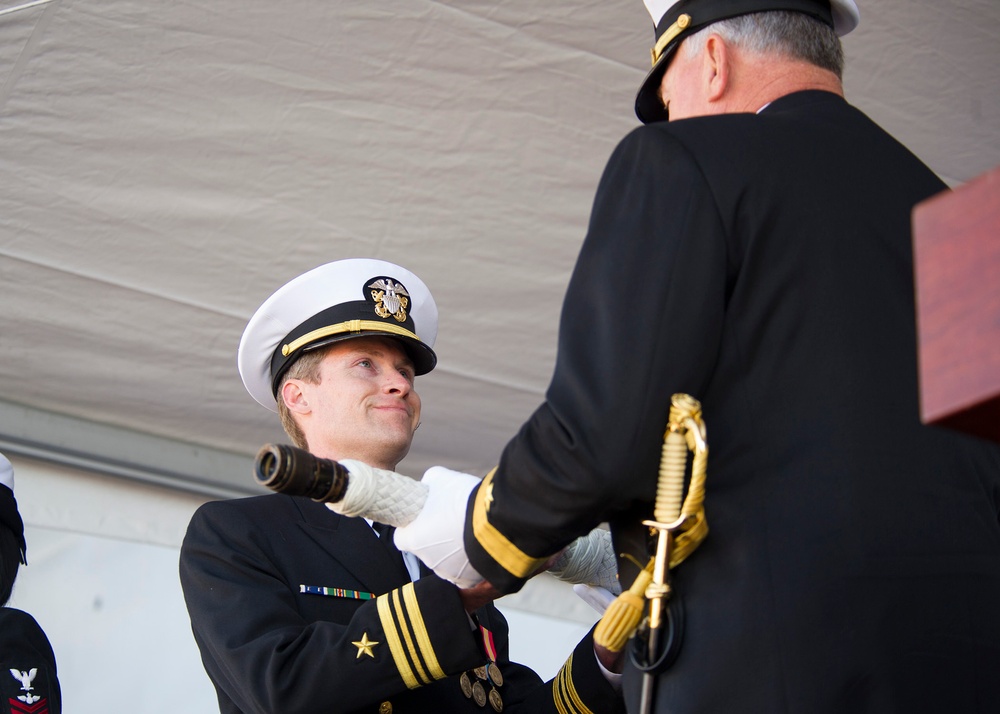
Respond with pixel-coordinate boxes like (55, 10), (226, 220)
(548, 527), (621, 595)
(573, 583), (617, 615)
(393, 466), (484, 589)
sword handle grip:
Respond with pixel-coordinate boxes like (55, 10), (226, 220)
(656, 429), (687, 524)
(654, 394), (702, 524)
(254, 443), (350, 503)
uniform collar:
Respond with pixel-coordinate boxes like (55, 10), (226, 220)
(757, 89), (847, 114)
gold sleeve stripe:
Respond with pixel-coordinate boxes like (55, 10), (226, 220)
(553, 656), (570, 714)
(472, 468), (548, 578)
(392, 589), (432, 686)
(402, 582), (447, 680)
(376, 592), (420, 689)
(554, 667), (568, 714)
(553, 653), (595, 714)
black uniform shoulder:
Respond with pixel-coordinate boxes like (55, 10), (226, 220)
(614, 90), (943, 218)
(192, 491), (279, 516)
(0, 605), (40, 626)
(182, 492), (342, 557)
(0, 607), (55, 656)
(618, 91), (848, 165)
(607, 103), (784, 195)
(0, 607), (61, 714)
(189, 492), (329, 524)
(646, 90), (940, 188)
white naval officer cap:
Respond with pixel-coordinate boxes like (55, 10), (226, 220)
(238, 258), (438, 412)
(0, 452), (13, 492)
(0, 451), (27, 566)
(636, 0), (861, 123)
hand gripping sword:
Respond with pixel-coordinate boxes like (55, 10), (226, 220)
(253, 443), (622, 593)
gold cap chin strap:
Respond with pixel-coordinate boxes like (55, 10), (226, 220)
(594, 394), (709, 653)
(650, 13), (693, 66)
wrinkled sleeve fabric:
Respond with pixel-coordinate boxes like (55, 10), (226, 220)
(465, 125), (729, 592)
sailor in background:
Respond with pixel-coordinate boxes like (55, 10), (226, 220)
(393, 1), (1000, 712)
(0, 452), (62, 714)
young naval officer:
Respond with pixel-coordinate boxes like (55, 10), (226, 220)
(178, 258), (626, 714)
(0, 452), (62, 714)
(391, 2), (1000, 713)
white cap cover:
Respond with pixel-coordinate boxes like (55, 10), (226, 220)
(0, 452), (13, 492)
(238, 258), (438, 412)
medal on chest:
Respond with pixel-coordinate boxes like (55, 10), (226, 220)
(460, 623), (504, 711)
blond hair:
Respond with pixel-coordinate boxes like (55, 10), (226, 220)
(275, 346), (334, 449)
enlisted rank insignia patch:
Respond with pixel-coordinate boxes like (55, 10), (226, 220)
(368, 278), (410, 322)
(5, 667), (49, 714)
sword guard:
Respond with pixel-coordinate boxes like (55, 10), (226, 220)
(642, 516), (690, 533)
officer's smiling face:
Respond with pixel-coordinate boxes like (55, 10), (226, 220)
(294, 336), (421, 469)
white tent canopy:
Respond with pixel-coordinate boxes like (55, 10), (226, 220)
(1, 0), (997, 491)
(1, 1), (998, 712)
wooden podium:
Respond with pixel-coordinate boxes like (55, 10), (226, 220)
(912, 165), (1000, 444)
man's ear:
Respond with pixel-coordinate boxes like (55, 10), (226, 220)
(281, 379), (311, 415)
(703, 33), (731, 104)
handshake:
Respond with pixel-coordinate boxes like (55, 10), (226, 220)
(255, 443), (620, 602)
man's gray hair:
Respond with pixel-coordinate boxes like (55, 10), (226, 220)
(684, 11), (845, 79)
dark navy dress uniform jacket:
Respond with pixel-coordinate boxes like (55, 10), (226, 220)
(464, 90), (1000, 714)
(180, 492), (624, 713)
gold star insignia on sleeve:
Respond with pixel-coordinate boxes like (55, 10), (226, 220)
(484, 481), (495, 512)
(353, 632), (380, 659)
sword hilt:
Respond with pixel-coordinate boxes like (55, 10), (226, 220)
(593, 394), (709, 660)
(637, 394), (708, 714)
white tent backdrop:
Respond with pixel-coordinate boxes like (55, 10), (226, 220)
(1, 0), (998, 712)
(0, 0), (997, 488)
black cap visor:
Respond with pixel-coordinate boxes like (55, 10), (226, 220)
(268, 301), (437, 397)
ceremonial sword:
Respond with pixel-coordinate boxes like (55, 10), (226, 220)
(253, 442), (621, 591)
(631, 393), (708, 713)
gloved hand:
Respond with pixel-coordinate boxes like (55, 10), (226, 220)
(548, 527), (622, 595)
(393, 466), (484, 588)
(573, 583), (617, 615)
